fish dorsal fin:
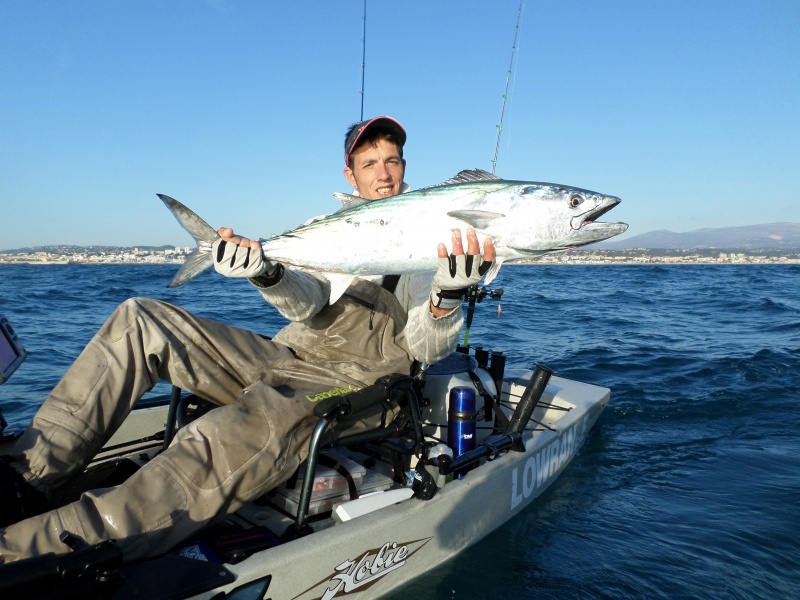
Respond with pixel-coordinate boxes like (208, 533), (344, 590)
(447, 209), (506, 230)
(326, 273), (356, 304)
(443, 169), (503, 185)
(417, 169), (503, 191)
(332, 192), (371, 212)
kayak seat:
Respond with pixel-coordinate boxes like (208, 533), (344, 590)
(164, 372), (424, 542)
(282, 372), (424, 541)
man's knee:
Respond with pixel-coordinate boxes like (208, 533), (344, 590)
(115, 297), (168, 320)
(165, 395), (276, 490)
(99, 298), (173, 341)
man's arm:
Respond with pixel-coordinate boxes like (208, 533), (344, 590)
(212, 228), (328, 322)
(250, 267), (329, 322)
(402, 227), (495, 364)
(402, 273), (464, 365)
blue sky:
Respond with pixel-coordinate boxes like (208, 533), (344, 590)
(1, 0), (798, 250)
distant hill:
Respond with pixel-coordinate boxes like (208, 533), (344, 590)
(599, 222), (800, 250)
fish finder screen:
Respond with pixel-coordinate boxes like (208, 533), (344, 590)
(0, 328), (18, 373)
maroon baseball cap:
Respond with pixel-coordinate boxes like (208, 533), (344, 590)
(344, 116), (407, 166)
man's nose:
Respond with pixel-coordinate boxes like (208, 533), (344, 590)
(376, 162), (392, 180)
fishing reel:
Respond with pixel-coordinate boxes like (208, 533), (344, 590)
(466, 285), (504, 304)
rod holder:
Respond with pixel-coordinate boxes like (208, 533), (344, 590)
(504, 363), (553, 436)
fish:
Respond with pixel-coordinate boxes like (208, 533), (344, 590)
(159, 169), (628, 302)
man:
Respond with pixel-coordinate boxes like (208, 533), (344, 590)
(0, 116), (494, 563)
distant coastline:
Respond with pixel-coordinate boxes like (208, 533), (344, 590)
(4, 222), (800, 266)
(2, 246), (799, 267)
(0, 245), (191, 268)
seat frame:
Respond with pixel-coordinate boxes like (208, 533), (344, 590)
(283, 373), (424, 540)
(166, 373), (426, 541)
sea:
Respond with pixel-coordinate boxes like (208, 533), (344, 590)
(0, 263), (798, 599)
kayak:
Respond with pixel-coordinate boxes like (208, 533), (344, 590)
(0, 321), (609, 600)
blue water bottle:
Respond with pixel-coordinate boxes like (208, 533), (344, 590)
(448, 386), (477, 478)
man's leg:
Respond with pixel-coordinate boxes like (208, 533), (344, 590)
(9, 297), (283, 495)
(0, 355), (400, 564)
(0, 379), (320, 563)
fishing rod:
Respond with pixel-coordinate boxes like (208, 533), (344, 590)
(359, 0), (367, 120)
(461, 284), (504, 347)
(491, 0), (524, 174)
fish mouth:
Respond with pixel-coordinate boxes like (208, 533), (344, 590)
(570, 196), (628, 241)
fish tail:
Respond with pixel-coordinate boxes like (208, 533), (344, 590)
(157, 194), (220, 287)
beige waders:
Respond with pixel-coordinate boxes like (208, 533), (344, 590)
(0, 277), (412, 562)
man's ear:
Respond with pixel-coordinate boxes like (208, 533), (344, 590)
(343, 166), (357, 188)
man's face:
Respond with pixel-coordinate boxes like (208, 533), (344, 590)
(344, 138), (406, 200)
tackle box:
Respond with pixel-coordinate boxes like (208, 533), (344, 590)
(287, 450), (366, 493)
(270, 468), (393, 517)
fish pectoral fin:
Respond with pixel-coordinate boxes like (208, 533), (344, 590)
(482, 260), (502, 286)
(447, 210), (506, 230)
(332, 192), (371, 212)
(326, 273), (356, 304)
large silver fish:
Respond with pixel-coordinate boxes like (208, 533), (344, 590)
(159, 169), (628, 301)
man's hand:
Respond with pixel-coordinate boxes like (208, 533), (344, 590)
(212, 227), (277, 279)
(430, 227), (495, 316)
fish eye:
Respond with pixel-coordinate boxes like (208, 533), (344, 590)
(569, 194), (584, 207)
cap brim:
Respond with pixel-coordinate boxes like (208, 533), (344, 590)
(345, 116), (406, 165)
